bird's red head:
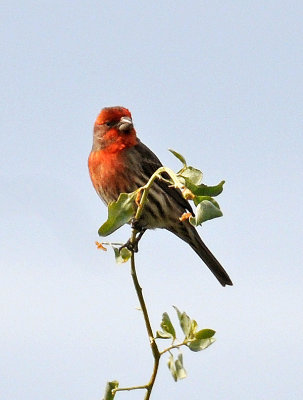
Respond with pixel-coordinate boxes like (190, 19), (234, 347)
(92, 106), (138, 153)
(95, 106), (132, 126)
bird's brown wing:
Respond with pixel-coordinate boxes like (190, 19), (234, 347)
(133, 142), (194, 214)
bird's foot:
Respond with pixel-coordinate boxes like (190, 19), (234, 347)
(119, 239), (139, 253)
(119, 226), (146, 254)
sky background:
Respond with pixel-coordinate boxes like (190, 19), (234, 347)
(1, 1), (303, 399)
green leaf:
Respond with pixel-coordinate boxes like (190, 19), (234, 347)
(189, 200), (223, 226)
(157, 312), (176, 339)
(175, 353), (187, 380)
(167, 353), (187, 381)
(167, 354), (178, 381)
(195, 329), (216, 340)
(189, 319), (198, 339)
(103, 380), (119, 400)
(179, 312), (192, 338)
(98, 192), (137, 237)
(183, 180), (225, 197)
(193, 195), (220, 209)
(169, 149), (187, 167)
(179, 166), (203, 185)
(187, 337), (216, 352)
(113, 247), (132, 264)
(173, 306), (191, 338)
(156, 330), (172, 339)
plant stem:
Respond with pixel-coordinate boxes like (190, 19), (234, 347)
(129, 229), (160, 400)
(160, 341), (187, 355)
(114, 384), (148, 393)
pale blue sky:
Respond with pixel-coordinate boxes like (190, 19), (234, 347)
(1, 1), (303, 399)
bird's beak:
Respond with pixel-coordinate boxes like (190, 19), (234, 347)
(118, 116), (133, 131)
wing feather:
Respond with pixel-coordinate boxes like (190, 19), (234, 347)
(132, 142), (194, 214)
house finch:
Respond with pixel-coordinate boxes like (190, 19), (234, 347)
(88, 106), (233, 286)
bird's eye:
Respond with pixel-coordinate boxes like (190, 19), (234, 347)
(105, 121), (115, 127)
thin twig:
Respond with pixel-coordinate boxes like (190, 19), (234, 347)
(100, 242), (124, 246)
(114, 384), (148, 393)
(160, 341), (187, 355)
(129, 230), (160, 399)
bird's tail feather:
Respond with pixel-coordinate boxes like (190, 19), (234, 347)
(169, 222), (233, 287)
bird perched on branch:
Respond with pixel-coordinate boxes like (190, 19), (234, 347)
(88, 106), (232, 287)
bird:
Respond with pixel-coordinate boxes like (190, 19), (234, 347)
(88, 106), (233, 286)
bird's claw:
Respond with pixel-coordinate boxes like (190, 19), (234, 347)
(119, 227), (146, 254)
(119, 239), (139, 253)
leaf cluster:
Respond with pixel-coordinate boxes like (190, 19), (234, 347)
(169, 150), (224, 226)
(156, 306), (216, 381)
